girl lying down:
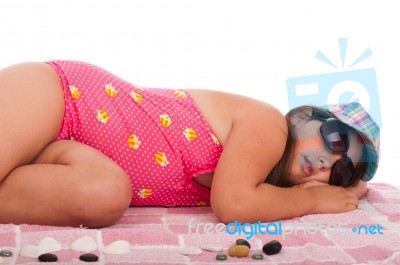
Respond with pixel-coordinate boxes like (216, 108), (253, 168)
(0, 61), (380, 227)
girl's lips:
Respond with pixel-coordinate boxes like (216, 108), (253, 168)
(303, 157), (312, 177)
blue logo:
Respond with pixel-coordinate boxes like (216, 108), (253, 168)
(187, 219), (384, 240)
(351, 224), (383, 235)
(286, 38), (382, 128)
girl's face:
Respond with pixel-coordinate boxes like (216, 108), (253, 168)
(288, 116), (363, 186)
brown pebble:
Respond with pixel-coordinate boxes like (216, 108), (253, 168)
(236, 239), (251, 249)
(228, 245), (250, 257)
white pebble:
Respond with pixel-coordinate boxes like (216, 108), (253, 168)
(199, 244), (223, 252)
(70, 236), (98, 252)
(38, 237), (63, 252)
(103, 240), (131, 255)
(19, 245), (47, 258)
(20, 237), (62, 258)
(179, 247), (203, 255)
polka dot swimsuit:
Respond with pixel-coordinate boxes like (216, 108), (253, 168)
(46, 61), (223, 207)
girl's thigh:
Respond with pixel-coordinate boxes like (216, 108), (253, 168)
(36, 140), (133, 226)
(1, 140), (132, 227)
(0, 62), (65, 180)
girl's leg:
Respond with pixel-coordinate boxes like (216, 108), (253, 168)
(0, 62), (65, 181)
(0, 140), (133, 227)
(0, 62), (132, 227)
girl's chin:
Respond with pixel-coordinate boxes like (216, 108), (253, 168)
(287, 176), (301, 186)
(287, 170), (305, 185)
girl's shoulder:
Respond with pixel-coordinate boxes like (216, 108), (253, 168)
(187, 89), (287, 146)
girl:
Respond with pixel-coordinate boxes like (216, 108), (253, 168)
(0, 61), (379, 227)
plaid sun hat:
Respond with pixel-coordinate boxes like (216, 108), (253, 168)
(320, 102), (380, 181)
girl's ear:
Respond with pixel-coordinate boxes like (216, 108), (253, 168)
(290, 106), (313, 126)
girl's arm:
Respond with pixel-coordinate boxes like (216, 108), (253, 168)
(210, 100), (358, 223)
(294, 179), (368, 199)
(346, 180), (368, 199)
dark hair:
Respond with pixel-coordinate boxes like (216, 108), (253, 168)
(264, 115), (294, 187)
(265, 105), (368, 188)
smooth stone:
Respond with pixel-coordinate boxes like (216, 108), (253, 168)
(20, 245), (47, 258)
(103, 240), (131, 255)
(71, 236), (98, 252)
(79, 253), (99, 262)
(0, 256), (3, 264)
(262, 240), (282, 255)
(0, 250), (12, 257)
(20, 237), (62, 258)
(236, 239), (251, 249)
(251, 253), (264, 260)
(199, 244), (223, 252)
(228, 245), (250, 257)
(38, 253), (58, 262)
(38, 237), (62, 252)
(215, 253), (227, 260)
(179, 247), (203, 255)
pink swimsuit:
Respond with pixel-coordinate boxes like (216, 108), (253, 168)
(46, 61), (223, 207)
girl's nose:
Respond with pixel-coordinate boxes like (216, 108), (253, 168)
(317, 157), (331, 172)
(317, 153), (343, 173)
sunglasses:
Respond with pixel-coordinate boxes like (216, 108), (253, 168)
(319, 118), (355, 187)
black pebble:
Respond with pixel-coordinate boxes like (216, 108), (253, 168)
(38, 253), (58, 262)
(262, 240), (282, 255)
(236, 239), (251, 249)
(79, 253), (99, 262)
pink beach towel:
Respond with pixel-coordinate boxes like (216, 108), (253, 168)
(1, 183), (400, 264)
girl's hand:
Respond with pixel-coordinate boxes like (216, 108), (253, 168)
(309, 185), (359, 214)
(294, 179), (368, 200)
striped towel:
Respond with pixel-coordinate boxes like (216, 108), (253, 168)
(1, 183), (399, 264)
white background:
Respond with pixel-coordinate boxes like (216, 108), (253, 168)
(1, 0), (399, 187)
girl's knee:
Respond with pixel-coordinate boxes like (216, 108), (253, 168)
(34, 140), (133, 227)
(71, 168), (132, 228)
(102, 167), (133, 210)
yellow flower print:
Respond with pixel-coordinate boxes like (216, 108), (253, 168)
(97, 110), (109, 124)
(210, 133), (220, 145)
(127, 134), (141, 150)
(70, 85), (80, 99)
(159, 114), (172, 128)
(196, 201), (207, 206)
(155, 151), (169, 167)
(183, 128), (197, 142)
(138, 188), (153, 199)
(174, 90), (187, 99)
(130, 91), (143, 103)
(105, 83), (117, 98)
